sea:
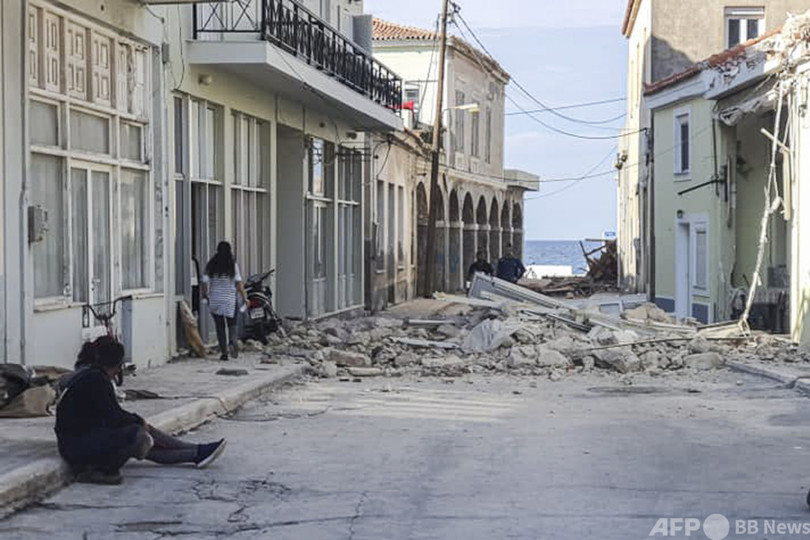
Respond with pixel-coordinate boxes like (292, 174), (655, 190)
(523, 240), (605, 276)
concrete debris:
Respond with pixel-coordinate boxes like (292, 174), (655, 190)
(327, 349), (371, 368)
(684, 352), (725, 371)
(267, 278), (802, 381)
(347, 367), (384, 377)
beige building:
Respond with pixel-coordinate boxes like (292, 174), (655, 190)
(3, 0), (402, 369)
(618, 0), (809, 295)
(368, 19), (538, 310)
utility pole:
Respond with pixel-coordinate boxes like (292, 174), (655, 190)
(423, 0), (450, 298)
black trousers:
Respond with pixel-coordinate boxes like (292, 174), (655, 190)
(59, 424), (198, 473)
(212, 314), (237, 357)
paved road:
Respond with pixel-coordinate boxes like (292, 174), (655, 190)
(4, 370), (810, 539)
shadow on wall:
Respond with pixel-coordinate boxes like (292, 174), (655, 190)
(651, 37), (696, 83)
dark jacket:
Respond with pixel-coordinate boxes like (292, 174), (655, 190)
(468, 260), (494, 279)
(496, 257), (526, 283)
(55, 368), (142, 440)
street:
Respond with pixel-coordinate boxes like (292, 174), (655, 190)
(3, 370), (810, 539)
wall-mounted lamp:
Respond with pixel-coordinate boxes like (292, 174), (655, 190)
(198, 74), (213, 86)
(676, 210), (684, 219)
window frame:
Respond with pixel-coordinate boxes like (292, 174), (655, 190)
(673, 107), (691, 179)
(725, 7), (765, 49)
(691, 220), (710, 294)
(29, 0), (154, 306)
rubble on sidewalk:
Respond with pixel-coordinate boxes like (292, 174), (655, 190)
(260, 274), (805, 381)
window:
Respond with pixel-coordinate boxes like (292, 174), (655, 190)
(485, 107), (492, 164)
(376, 180), (385, 271)
(28, 3), (152, 301)
(397, 186), (405, 266)
(232, 112), (271, 276)
(454, 91), (465, 153)
(30, 154), (64, 299)
(693, 224), (709, 291)
(471, 110), (480, 158)
(674, 109), (690, 176)
(404, 84), (420, 116)
(320, 0), (331, 22)
(726, 7), (764, 49)
(121, 169), (149, 289)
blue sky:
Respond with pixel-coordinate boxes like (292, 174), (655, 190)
(365, 0), (628, 240)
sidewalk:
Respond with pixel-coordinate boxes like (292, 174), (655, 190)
(727, 358), (810, 390)
(0, 352), (308, 518)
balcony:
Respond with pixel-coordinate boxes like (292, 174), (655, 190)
(191, 0), (403, 131)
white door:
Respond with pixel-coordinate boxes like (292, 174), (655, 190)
(675, 221), (691, 319)
(71, 164), (113, 313)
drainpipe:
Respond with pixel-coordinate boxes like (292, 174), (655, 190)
(17, 0), (29, 365)
(648, 123), (655, 302)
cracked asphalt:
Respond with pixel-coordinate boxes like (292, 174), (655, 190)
(4, 368), (810, 539)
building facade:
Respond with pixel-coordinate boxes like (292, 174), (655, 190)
(3, 0), (402, 369)
(646, 17), (797, 333)
(618, 0), (809, 295)
(369, 19), (537, 310)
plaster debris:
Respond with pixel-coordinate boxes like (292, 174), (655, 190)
(258, 274), (804, 381)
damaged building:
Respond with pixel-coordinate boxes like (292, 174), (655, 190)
(645, 10), (810, 342)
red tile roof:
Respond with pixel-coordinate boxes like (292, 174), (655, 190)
(372, 18), (510, 82)
(372, 19), (438, 41)
(643, 28), (780, 96)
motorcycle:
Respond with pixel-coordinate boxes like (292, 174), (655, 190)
(240, 269), (281, 345)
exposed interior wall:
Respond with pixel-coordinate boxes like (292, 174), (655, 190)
(651, 0), (808, 82)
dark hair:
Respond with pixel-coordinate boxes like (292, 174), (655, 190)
(205, 241), (236, 278)
(476, 250), (487, 258)
(75, 336), (125, 370)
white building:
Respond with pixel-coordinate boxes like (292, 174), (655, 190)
(2, 0), (402, 369)
(369, 19), (538, 307)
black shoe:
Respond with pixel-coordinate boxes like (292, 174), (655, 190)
(230, 344), (239, 359)
(195, 439), (227, 469)
(75, 468), (123, 485)
(219, 354), (229, 361)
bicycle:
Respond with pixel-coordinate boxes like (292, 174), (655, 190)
(82, 295), (135, 385)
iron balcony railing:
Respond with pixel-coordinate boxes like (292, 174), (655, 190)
(193, 0), (403, 111)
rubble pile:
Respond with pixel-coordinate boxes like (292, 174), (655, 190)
(258, 276), (802, 381)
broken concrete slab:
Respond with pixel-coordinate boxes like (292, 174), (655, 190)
(391, 337), (459, 350)
(684, 352), (724, 371)
(347, 367), (384, 377)
(461, 319), (521, 353)
(327, 349), (372, 368)
(536, 348), (572, 368)
(508, 346), (538, 368)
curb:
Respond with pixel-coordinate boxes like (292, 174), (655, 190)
(0, 365), (307, 519)
(726, 361), (798, 385)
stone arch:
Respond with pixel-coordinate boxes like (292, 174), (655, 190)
(489, 197), (500, 261)
(416, 183), (429, 296)
(462, 193), (475, 280)
(512, 202), (523, 259)
(501, 201), (511, 257)
(476, 196), (489, 261)
(433, 187), (446, 292)
(448, 189), (461, 291)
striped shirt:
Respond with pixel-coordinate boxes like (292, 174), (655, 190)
(202, 264), (242, 317)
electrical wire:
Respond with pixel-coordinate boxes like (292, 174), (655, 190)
(453, 8), (626, 127)
(505, 97), (626, 114)
(450, 18), (643, 141)
(524, 145), (617, 200)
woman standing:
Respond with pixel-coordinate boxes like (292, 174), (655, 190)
(201, 241), (248, 361)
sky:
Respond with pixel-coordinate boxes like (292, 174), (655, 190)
(365, 0), (629, 241)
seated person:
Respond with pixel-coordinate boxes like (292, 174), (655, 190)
(55, 336), (227, 485)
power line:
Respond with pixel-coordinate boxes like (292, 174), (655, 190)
(525, 145), (617, 200)
(453, 9), (624, 128)
(507, 108), (626, 125)
(505, 97), (626, 115)
(449, 18), (642, 141)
